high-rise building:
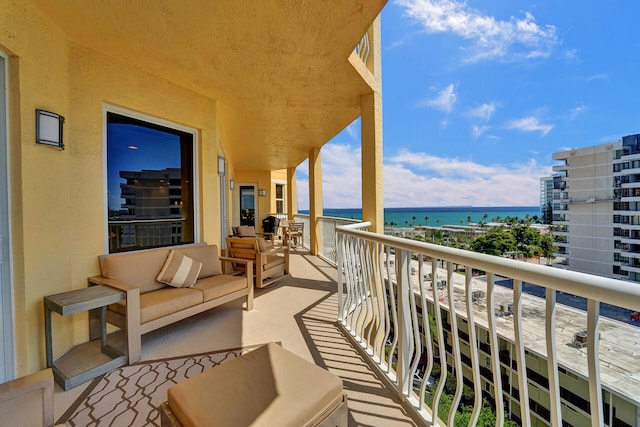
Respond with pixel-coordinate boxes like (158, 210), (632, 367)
(551, 141), (621, 277)
(612, 133), (640, 282)
(539, 176), (554, 224)
(549, 137), (640, 283)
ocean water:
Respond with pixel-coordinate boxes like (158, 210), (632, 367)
(306, 206), (541, 227)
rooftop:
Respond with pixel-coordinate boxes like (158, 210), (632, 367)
(389, 256), (640, 407)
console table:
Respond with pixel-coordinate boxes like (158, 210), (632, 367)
(44, 285), (126, 390)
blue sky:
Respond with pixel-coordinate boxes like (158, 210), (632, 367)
(297, 0), (639, 209)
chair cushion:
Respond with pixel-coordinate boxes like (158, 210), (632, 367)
(157, 251), (203, 288)
(173, 245), (223, 278)
(236, 225), (256, 237)
(110, 287), (203, 324)
(99, 249), (170, 294)
(192, 275), (247, 302)
(257, 238), (267, 253)
(167, 343), (344, 427)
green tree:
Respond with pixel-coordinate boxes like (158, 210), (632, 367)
(471, 230), (516, 256)
(540, 233), (556, 264)
(424, 216), (429, 226)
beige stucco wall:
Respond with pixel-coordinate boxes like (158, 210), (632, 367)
(1, 0), (227, 375)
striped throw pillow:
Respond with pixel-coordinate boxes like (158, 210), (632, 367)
(157, 250), (203, 288)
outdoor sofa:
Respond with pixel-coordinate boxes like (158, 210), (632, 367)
(88, 243), (253, 363)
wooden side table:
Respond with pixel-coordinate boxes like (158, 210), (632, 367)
(44, 285), (126, 390)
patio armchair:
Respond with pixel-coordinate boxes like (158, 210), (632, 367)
(226, 237), (289, 288)
(231, 225), (275, 246)
(287, 222), (304, 248)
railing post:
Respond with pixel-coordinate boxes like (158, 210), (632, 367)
(587, 300), (604, 427)
(337, 231), (344, 322)
(396, 248), (412, 397)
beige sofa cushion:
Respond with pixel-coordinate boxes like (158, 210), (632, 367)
(157, 251), (203, 288)
(100, 249), (170, 294)
(167, 343), (343, 427)
(110, 287), (203, 324)
(192, 275), (247, 302)
(236, 225), (256, 236)
(174, 245), (223, 278)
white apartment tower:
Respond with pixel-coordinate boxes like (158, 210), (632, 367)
(612, 134), (640, 282)
(540, 176), (554, 224)
(551, 141), (621, 278)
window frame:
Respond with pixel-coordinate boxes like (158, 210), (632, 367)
(102, 104), (200, 253)
(274, 181), (286, 214)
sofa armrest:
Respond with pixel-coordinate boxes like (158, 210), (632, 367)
(87, 275), (141, 363)
(88, 275), (139, 292)
(219, 256), (252, 274)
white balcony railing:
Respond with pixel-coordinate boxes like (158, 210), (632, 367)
(336, 222), (640, 427)
(292, 214), (361, 265)
(108, 218), (186, 252)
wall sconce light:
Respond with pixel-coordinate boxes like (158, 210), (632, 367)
(258, 189), (267, 197)
(36, 109), (65, 150)
(217, 156), (226, 176)
(230, 179), (234, 190)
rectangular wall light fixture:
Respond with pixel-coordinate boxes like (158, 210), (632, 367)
(36, 109), (65, 149)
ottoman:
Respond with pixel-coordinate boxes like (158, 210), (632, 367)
(160, 343), (347, 427)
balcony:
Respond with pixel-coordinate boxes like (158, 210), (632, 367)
(336, 221), (640, 426)
(52, 244), (419, 426)
(46, 217), (640, 426)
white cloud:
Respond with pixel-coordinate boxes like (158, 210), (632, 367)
(473, 125), (489, 138)
(396, 0), (558, 63)
(506, 116), (553, 136)
(469, 103), (496, 121)
(344, 119), (361, 141)
(586, 73), (608, 82)
(421, 83), (457, 113)
(569, 104), (588, 120)
(563, 48), (579, 63)
(296, 143), (551, 209)
(385, 152), (550, 207)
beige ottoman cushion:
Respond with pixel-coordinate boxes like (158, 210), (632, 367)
(167, 343), (344, 427)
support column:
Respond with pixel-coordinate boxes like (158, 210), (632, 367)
(286, 167), (298, 221)
(309, 147), (323, 256)
(361, 17), (383, 233)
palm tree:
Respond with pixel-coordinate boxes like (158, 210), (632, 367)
(436, 218), (440, 227)
(467, 215), (472, 225)
(412, 216), (416, 227)
(424, 216), (429, 227)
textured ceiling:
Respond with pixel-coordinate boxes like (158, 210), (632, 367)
(33, 0), (386, 171)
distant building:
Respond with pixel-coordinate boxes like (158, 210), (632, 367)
(118, 168), (184, 219)
(551, 139), (639, 280)
(109, 168), (186, 251)
(539, 176), (555, 224)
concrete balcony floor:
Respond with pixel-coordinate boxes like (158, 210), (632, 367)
(53, 248), (418, 426)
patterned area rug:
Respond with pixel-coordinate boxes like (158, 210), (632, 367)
(57, 344), (265, 427)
